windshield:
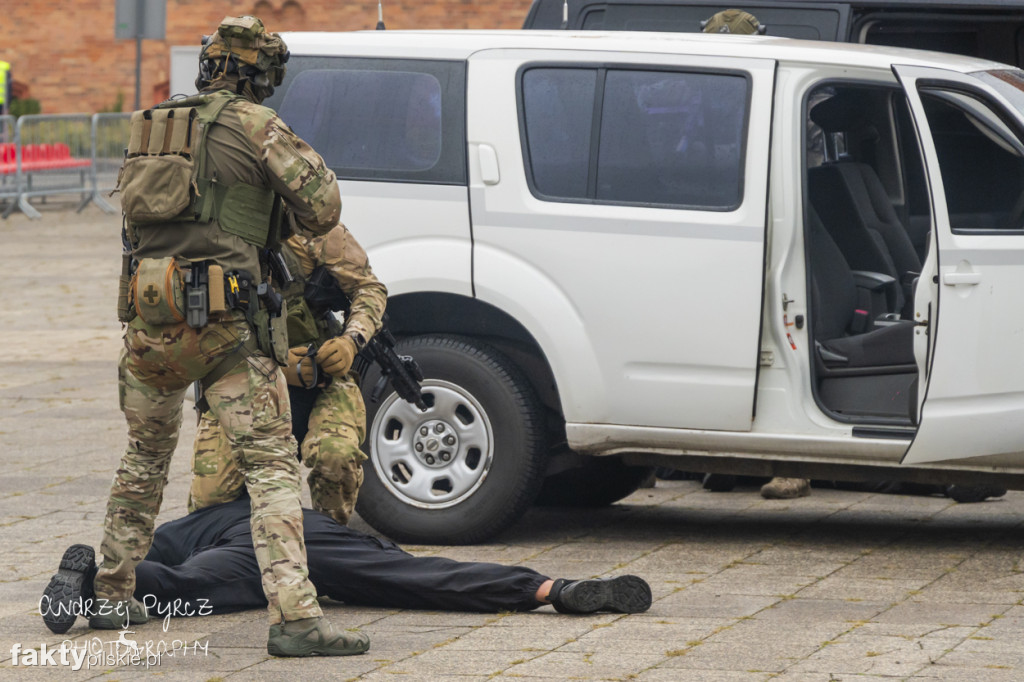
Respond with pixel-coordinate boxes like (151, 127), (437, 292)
(973, 69), (1024, 118)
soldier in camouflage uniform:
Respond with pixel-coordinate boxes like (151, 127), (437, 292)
(190, 222), (388, 525)
(47, 16), (370, 657)
(701, 9), (764, 34)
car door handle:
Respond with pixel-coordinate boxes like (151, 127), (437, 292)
(942, 272), (981, 286)
(478, 144), (500, 185)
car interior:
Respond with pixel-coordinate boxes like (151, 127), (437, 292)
(803, 82), (927, 423)
(804, 77), (1024, 424)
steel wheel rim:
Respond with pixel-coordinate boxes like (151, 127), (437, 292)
(369, 378), (495, 509)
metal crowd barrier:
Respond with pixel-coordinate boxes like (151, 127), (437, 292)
(0, 115), (17, 214)
(93, 113), (131, 212)
(0, 113), (125, 219)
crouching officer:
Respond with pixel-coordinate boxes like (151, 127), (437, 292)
(190, 221), (388, 526)
(49, 16), (370, 657)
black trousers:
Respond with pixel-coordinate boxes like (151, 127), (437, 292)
(134, 499), (547, 615)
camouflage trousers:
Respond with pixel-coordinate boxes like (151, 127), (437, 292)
(190, 374), (367, 524)
(95, 315), (322, 625)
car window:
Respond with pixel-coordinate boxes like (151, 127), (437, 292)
(919, 87), (1024, 232)
(547, 2), (841, 40)
(281, 69), (442, 173)
(521, 68), (597, 198)
(597, 69), (746, 207)
(270, 56), (467, 185)
(581, 9), (606, 28)
(862, 18), (1024, 67)
(520, 65), (749, 210)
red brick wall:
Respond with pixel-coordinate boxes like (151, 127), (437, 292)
(2, 1), (531, 114)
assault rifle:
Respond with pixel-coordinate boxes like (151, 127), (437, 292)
(304, 266), (427, 411)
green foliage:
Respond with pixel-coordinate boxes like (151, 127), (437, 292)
(9, 98), (41, 118)
(100, 91), (125, 114)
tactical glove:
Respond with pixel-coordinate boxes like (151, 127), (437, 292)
(317, 335), (358, 379)
(282, 346), (317, 387)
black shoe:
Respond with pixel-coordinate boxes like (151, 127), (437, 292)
(549, 575), (652, 614)
(41, 544), (96, 634)
(946, 485), (1007, 503)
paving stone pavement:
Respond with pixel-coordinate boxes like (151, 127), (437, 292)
(1, 204), (1024, 680)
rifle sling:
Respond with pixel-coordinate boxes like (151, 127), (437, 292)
(195, 335), (259, 413)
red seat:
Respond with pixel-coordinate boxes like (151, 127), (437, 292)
(0, 143), (14, 174)
(39, 144), (55, 169)
(0, 142), (93, 174)
(58, 143), (92, 169)
(20, 144), (36, 171)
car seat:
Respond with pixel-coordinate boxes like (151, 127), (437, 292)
(807, 208), (916, 370)
(807, 92), (922, 316)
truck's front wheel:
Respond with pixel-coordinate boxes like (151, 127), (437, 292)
(356, 334), (546, 544)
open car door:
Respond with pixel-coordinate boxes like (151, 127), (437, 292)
(895, 65), (1024, 465)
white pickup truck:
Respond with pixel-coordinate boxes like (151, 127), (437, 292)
(266, 30), (1024, 543)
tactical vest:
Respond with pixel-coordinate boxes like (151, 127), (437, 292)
(278, 244), (329, 348)
(119, 90), (277, 248)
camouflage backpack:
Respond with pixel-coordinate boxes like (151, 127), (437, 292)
(118, 90), (275, 246)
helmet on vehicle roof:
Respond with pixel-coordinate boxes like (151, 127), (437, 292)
(196, 16), (290, 100)
(701, 9), (765, 35)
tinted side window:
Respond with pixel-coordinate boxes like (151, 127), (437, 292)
(268, 57), (466, 185)
(581, 9), (606, 29)
(521, 69), (596, 198)
(861, 17), (1024, 68)
(520, 65), (749, 210)
(600, 4), (841, 40)
(525, 2), (843, 41)
(597, 70), (746, 207)
(920, 89), (1024, 232)
(281, 69), (441, 172)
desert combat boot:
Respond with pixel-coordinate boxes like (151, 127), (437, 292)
(268, 616), (370, 657)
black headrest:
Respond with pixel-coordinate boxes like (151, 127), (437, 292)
(809, 92), (871, 133)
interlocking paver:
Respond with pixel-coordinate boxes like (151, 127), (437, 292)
(2, 204), (1024, 679)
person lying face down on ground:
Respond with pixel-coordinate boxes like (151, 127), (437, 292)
(42, 498), (652, 634)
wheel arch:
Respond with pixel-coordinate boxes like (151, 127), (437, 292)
(384, 292), (564, 418)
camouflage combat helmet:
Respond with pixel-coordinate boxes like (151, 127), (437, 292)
(701, 9), (764, 35)
(196, 16), (290, 99)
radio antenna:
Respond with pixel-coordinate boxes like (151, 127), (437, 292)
(376, 0), (386, 30)
(561, 0), (569, 29)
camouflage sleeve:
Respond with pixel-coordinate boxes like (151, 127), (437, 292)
(288, 225), (388, 343)
(240, 106), (341, 236)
